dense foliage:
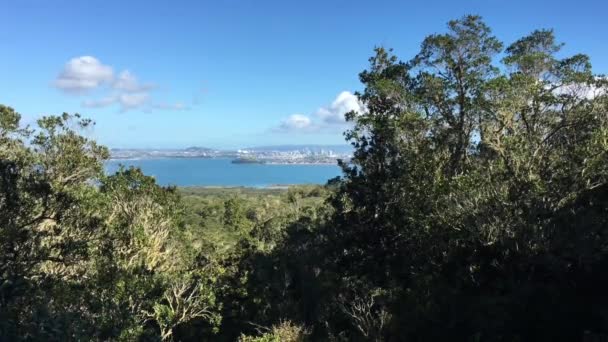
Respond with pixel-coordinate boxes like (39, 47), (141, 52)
(2, 15), (608, 341)
(319, 16), (608, 341)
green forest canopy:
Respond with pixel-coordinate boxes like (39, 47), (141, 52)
(1, 15), (608, 341)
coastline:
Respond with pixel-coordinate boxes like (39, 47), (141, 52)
(108, 156), (341, 166)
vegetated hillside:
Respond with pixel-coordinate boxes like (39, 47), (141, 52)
(178, 185), (329, 256)
(2, 14), (608, 341)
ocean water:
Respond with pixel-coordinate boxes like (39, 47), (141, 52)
(105, 158), (342, 187)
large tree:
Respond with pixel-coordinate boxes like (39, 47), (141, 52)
(322, 15), (608, 341)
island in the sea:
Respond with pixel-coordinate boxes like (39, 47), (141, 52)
(110, 145), (352, 165)
(231, 157), (266, 164)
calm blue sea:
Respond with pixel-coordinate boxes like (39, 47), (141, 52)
(105, 158), (342, 187)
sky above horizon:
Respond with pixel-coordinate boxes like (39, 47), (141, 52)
(2, 0), (608, 148)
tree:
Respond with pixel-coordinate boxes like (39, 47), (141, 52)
(321, 15), (608, 340)
(0, 106), (222, 340)
(0, 107), (109, 339)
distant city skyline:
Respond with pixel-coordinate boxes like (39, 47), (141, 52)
(2, 0), (608, 148)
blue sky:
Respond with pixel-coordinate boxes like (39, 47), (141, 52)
(2, 0), (607, 149)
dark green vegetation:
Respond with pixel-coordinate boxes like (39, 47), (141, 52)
(230, 158), (266, 164)
(2, 15), (608, 341)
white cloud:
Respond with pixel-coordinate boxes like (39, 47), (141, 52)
(315, 91), (362, 124)
(82, 92), (150, 112)
(113, 70), (154, 92)
(56, 56), (190, 113)
(54, 56), (114, 93)
(118, 92), (149, 110)
(552, 82), (606, 100)
(83, 96), (192, 113)
(278, 114), (314, 131)
(273, 91), (362, 133)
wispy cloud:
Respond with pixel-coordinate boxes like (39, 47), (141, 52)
(113, 70), (155, 93)
(82, 96), (117, 108)
(82, 92), (150, 112)
(153, 102), (191, 111)
(118, 92), (150, 111)
(83, 94), (189, 113)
